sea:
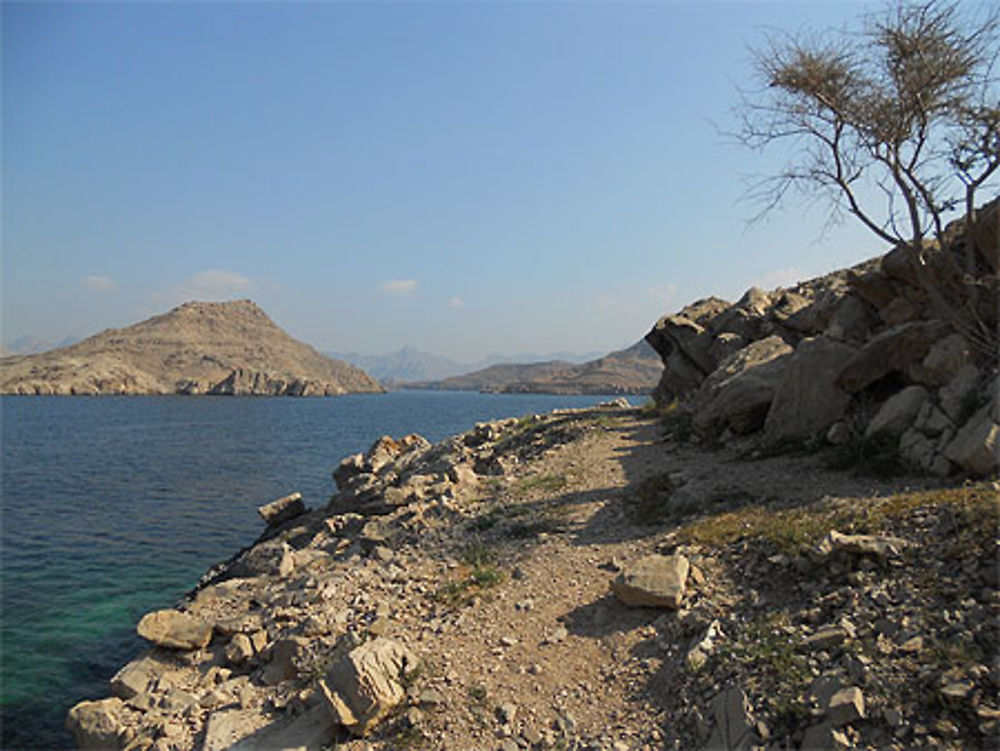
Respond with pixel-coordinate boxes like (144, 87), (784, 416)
(0, 390), (644, 749)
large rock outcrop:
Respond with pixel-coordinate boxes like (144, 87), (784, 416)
(646, 197), (1000, 477)
(0, 300), (383, 396)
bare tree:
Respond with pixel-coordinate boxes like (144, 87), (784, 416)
(739, 0), (998, 246)
(735, 0), (999, 354)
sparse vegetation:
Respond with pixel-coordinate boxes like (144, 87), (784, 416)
(657, 399), (694, 442)
(626, 472), (676, 524)
(513, 472), (569, 498)
(432, 541), (505, 608)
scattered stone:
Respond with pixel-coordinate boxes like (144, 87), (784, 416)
(687, 620), (724, 671)
(497, 702), (518, 724)
(201, 708), (267, 751)
(801, 626), (851, 652)
(826, 687), (865, 726)
(799, 722), (850, 750)
(703, 686), (756, 750)
(66, 698), (126, 750)
(612, 554), (690, 609)
(945, 404), (1000, 477)
(225, 633), (255, 666)
(816, 530), (910, 559)
(137, 609), (213, 651)
(319, 637), (416, 736)
(257, 492), (306, 527)
(262, 638), (308, 686)
(110, 654), (163, 700)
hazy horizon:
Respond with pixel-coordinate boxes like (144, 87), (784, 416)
(4, 1), (886, 363)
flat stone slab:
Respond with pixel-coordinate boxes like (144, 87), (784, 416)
(611, 554), (689, 608)
(257, 492), (305, 527)
(137, 609), (213, 650)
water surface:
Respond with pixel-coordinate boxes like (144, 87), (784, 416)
(0, 391), (641, 748)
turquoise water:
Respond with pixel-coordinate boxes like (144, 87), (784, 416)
(0, 391), (641, 749)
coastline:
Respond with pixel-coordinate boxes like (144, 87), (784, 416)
(64, 401), (1000, 750)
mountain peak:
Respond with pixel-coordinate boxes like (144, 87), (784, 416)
(0, 302), (383, 396)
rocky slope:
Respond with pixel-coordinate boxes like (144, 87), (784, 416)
(0, 301), (383, 396)
(66, 404), (998, 751)
(409, 340), (662, 394)
(645, 198), (999, 480)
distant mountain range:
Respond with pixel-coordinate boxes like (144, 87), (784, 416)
(2, 335), (82, 355)
(329, 346), (605, 386)
(0, 301), (383, 396)
(401, 339), (662, 394)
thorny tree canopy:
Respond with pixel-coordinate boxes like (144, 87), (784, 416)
(737, 0), (999, 250)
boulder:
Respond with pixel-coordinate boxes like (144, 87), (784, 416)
(709, 333), (748, 364)
(713, 287), (774, 341)
(109, 653), (167, 700)
(225, 633), (255, 666)
(611, 554), (689, 608)
(914, 402), (954, 435)
(319, 637), (417, 736)
(865, 385), (929, 439)
(825, 295), (878, 342)
(647, 315), (715, 374)
(333, 453), (365, 489)
(847, 267), (898, 310)
(899, 429), (941, 473)
(835, 320), (951, 393)
(913, 333), (972, 387)
(66, 698), (127, 750)
(227, 704), (338, 751)
(763, 337), (856, 444)
(692, 336), (794, 437)
(136, 609), (213, 650)
(257, 492), (305, 527)
(944, 405), (1000, 477)
(261, 637), (309, 686)
(202, 708), (270, 751)
(939, 365), (981, 422)
(654, 351), (712, 404)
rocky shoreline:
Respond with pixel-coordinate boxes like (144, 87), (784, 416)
(63, 200), (999, 750)
(66, 399), (998, 751)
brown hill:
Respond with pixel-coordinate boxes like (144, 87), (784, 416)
(0, 300), (383, 396)
(409, 339), (662, 394)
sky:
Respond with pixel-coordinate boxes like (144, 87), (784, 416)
(3, 0), (895, 362)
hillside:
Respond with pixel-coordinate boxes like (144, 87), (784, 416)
(329, 346), (470, 385)
(409, 340), (662, 394)
(0, 300), (383, 396)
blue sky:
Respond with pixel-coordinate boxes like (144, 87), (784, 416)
(3, 1), (887, 361)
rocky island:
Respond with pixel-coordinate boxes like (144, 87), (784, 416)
(407, 341), (662, 395)
(0, 300), (383, 396)
(65, 203), (998, 751)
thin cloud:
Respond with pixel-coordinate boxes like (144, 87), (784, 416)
(449, 296), (464, 308)
(152, 269), (253, 306)
(595, 293), (639, 316)
(645, 283), (677, 307)
(83, 275), (116, 293)
(380, 279), (418, 295)
(752, 268), (809, 291)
